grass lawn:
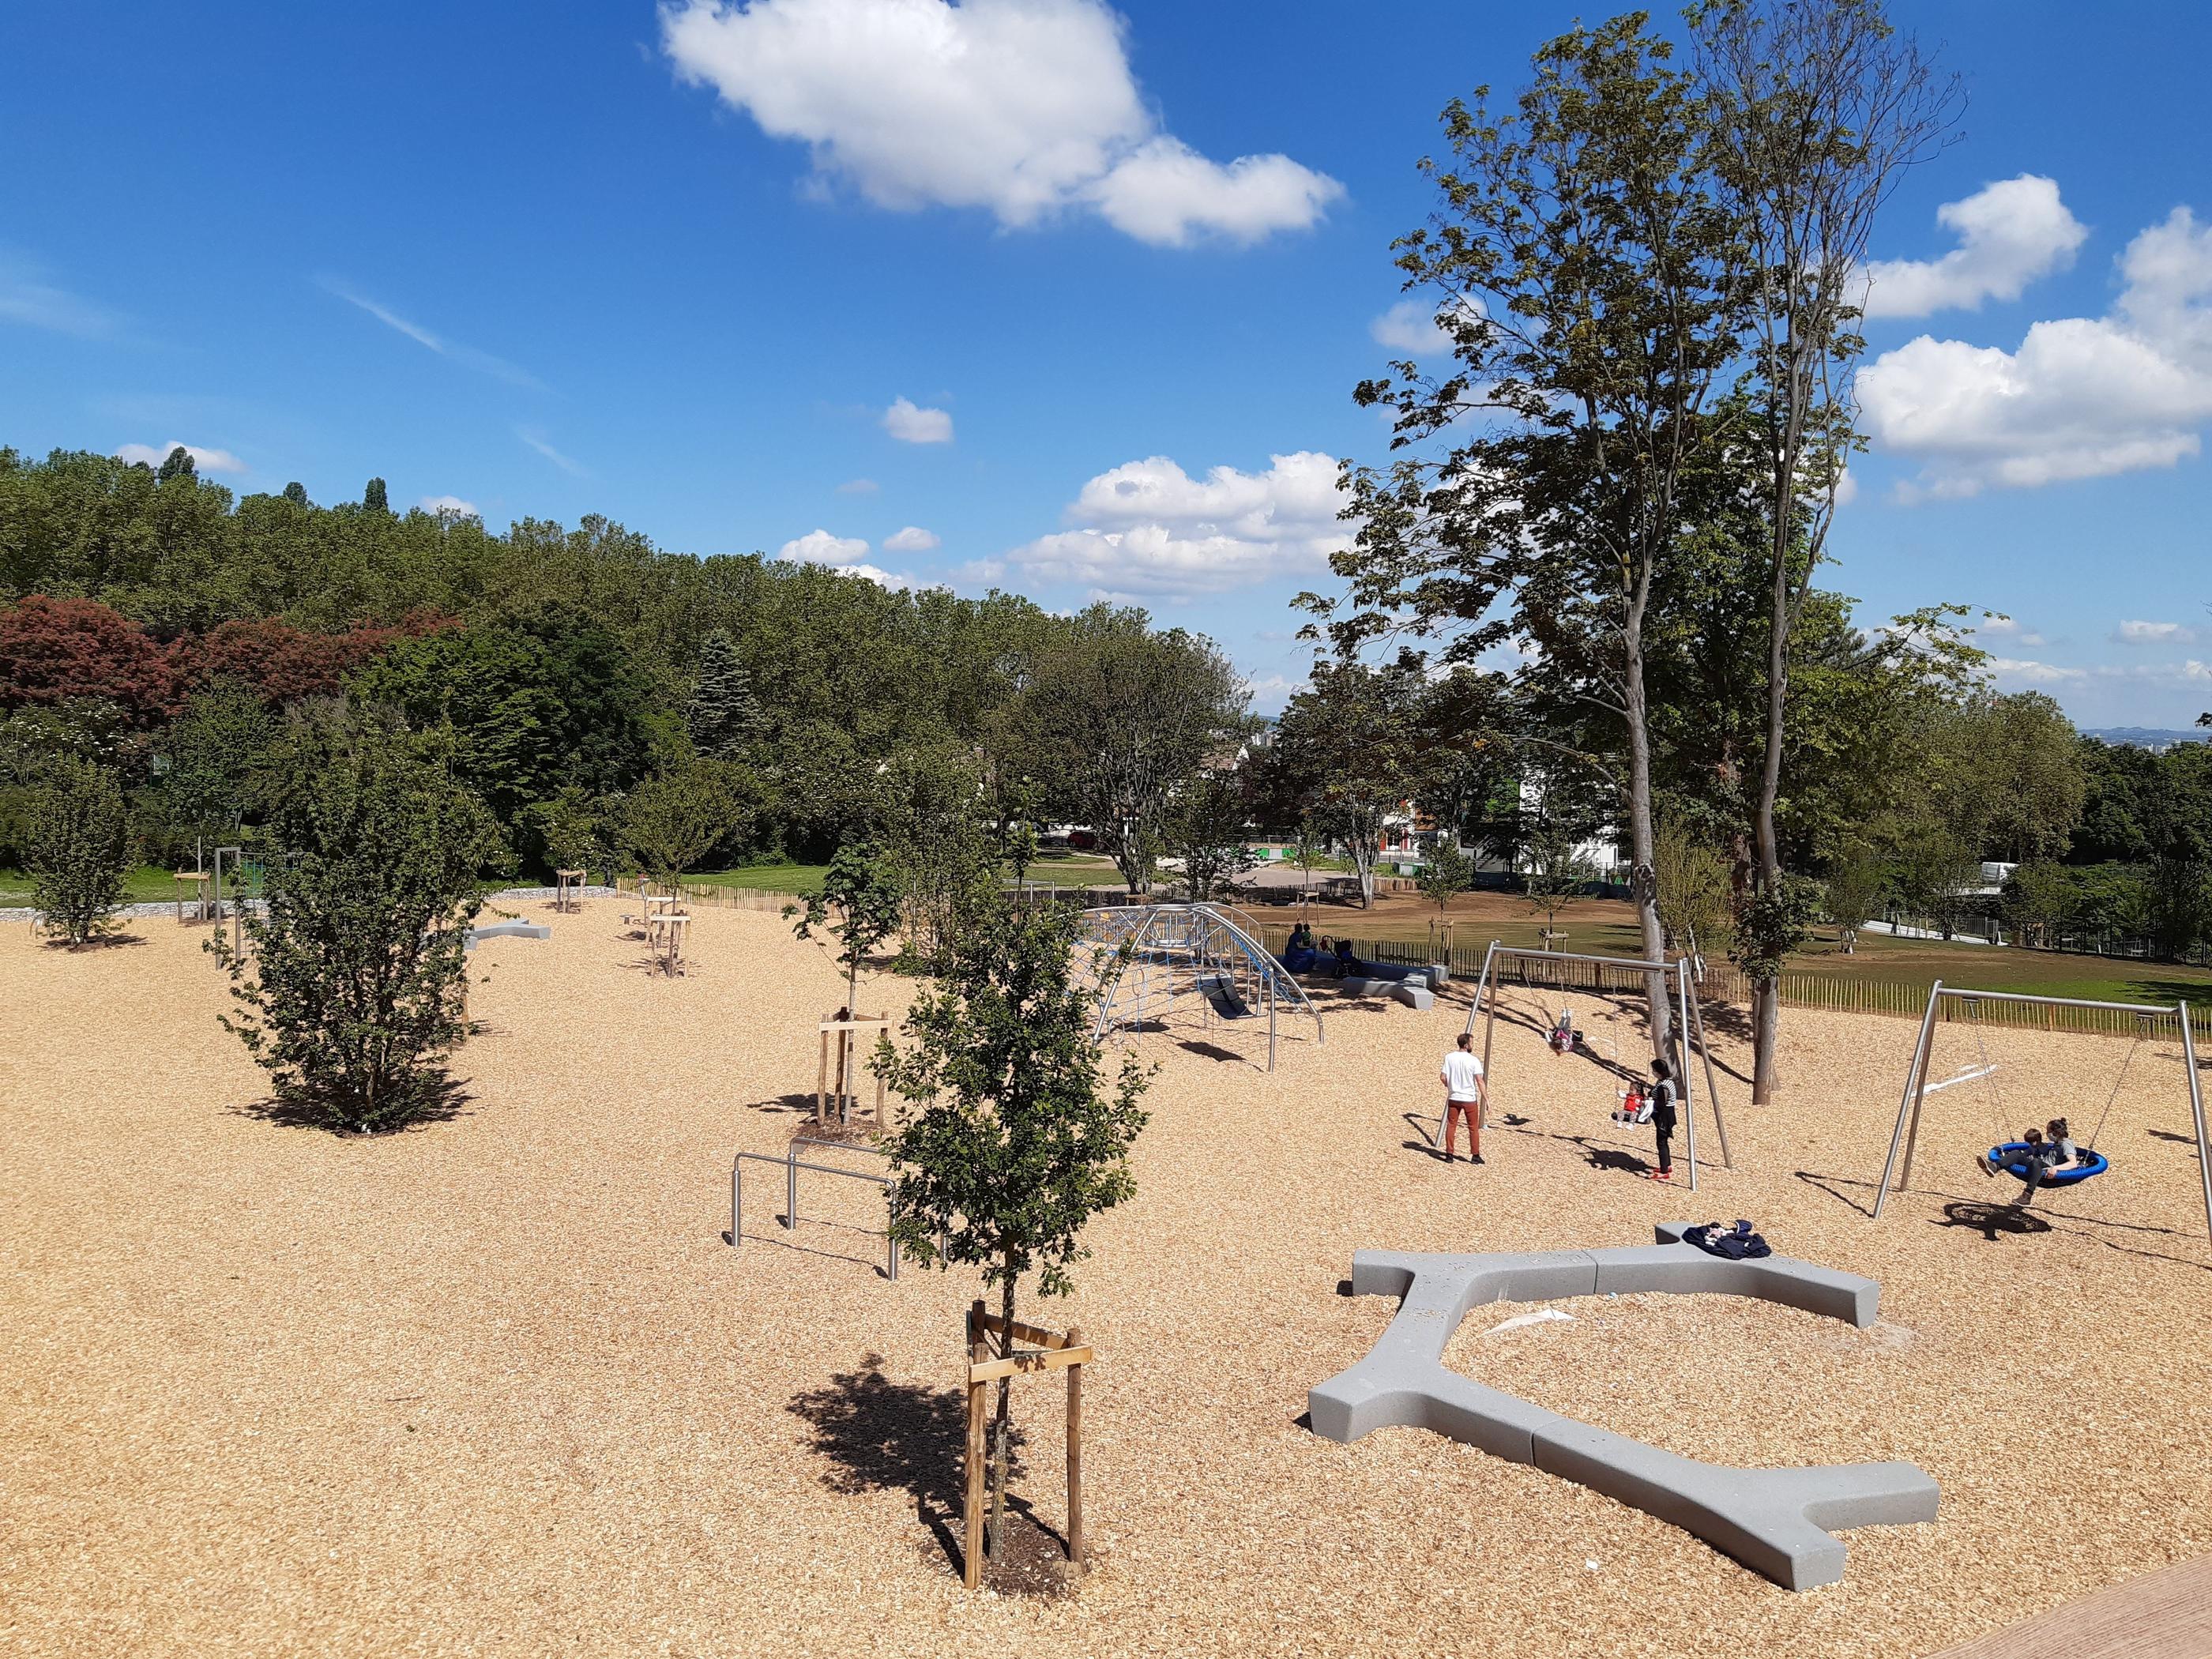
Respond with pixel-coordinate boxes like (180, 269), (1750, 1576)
(1013, 853), (1127, 890)
(0, 863), (248, 908)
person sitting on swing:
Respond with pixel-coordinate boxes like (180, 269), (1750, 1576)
(2043, 1116), (2082, 1174)
(1548, 1008), (1576, 1055)
(1981, 1125), (2061, 1201)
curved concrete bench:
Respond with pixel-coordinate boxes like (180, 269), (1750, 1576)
(1307, 1225), (1936, 1590)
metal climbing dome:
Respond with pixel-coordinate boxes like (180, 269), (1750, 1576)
(1073, 902), (1322, 1071)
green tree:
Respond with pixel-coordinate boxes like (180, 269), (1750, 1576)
(26, 755), (134, 946)
(1416, 837), (1475, 913)
(793, 838), (905, 1017)
(522, 785), (607, 879)
(282, 481), (310, 507)
(1693, 0), (1958, 1100)
(1164, 773), (1255, 903)
(1314, 14), (1740, 1046)
(1520, 778), (1597, 942)
(876, 900), (1149, 1570)
(1023, 608), (1246, 894)
(1653, 811), (1734, 959)
(686, 628), (763, 761)
(1265, 660), (1443, 908)
(876, 743), (995, 969)
(157, 445), (198, 484)
(161, 681), (278, 857)
(2000, 860), (2075, 950)
(363, 476), (389, 514)
(211, 732), (499, 1132)
(1822, 849), (1887, 954)
(623, 760), (755, 890)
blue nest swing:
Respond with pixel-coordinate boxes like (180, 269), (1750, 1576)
(1988, 1141), (2109, 1185)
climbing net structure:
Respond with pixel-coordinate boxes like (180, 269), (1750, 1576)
(1073, 902), (1322, 1071)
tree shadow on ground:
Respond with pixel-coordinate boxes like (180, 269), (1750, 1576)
(233, 1072), (472, 1134)
(788, 1352), (1071, 1593)
(1178, 1040), (1242, 1062)
(749, 1092), (819, 1115)
(43, 931), (146, 951)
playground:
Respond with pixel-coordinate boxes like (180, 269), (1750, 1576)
(6, 901), (2212, 1657)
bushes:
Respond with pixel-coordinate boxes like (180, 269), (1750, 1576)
(213, 733), (499, 1133)
(25, 755), (134, 945)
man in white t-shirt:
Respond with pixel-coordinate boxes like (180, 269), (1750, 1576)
(1439, 1032), (1488, 1165)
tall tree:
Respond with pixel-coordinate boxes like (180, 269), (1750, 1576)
(1264, 660), (1443, 908)
(363, 476), (389, 514)
(1691, 0), (1958, 1099)
(1023, 608), (1246, 895)
(156, 446), (198, 484)
(685, 628), (763, 761)
(1311, 14), (1740, 1047)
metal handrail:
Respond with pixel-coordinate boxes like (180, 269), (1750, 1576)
(732, 1146), (897, 1279)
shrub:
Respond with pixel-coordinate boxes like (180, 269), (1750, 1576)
(622, 760), (757, 890)
(25, 755), (134, 945)
(213, 733), (499, 1133)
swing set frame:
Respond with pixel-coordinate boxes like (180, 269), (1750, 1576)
(1463, 941), (1732, 1191)
(1872, 980), (2212, 1243)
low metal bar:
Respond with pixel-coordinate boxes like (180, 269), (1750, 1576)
(732, 1149), (897, 1277)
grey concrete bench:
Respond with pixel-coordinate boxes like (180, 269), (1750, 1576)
(464, 920), (552, 953)
(1394, 981), (1435, 1010)
(1307, 1227), (1935, 1589)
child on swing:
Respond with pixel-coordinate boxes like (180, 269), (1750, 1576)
(1548, 1007), (1576, 1055)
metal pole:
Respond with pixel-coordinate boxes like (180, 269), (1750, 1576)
(1678, 958), (1699, 1194)
(1874, 982), (1943, 1219)
(1687, 976), (1731, 1169)
(1464, 939), (1499, 1038)
(2180, 1006), (2212, 1247)
(787, 1144), (799, 1232)
(731, 1158), (742, 1247)
(1898, 1001), (1941, 1194)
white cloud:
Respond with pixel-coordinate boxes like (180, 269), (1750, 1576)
(2115, 619), (2197, 645)
(777, 527), (871, 564)
(1006, 450), (1347, 596)
(774, 527), (928, 591)
(114, 441), (246, 474)
(837, 476), (880, 495)
(517, 427), (590, 476)
(419, 494), (480, 517)
(1859, 175), (2087, 318)
(1369, 295), (1481, 358)
(882, 525), (940, 552)
(882, 397), (954, 444)
(1860, 205), (2212, 496)
(1988, 656), (2088, 687)
(0, 251), (119, 337)
(660, 0), (1341, 247)
(322, 277), (546, 390)
(1975, 614), (2046, 648)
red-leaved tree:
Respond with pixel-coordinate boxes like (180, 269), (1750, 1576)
(0, 596), (174, 721)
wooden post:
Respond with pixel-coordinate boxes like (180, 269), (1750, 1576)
(1065, 1323), (1085, 1574)
(816, 1016), (832, 1127)
(964, 1299), (988, 1590)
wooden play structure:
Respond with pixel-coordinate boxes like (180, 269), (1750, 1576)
(553, 867), (586, 912)
(818, 1011), (891, 1127)
(172, 867), (213, 924)
(964, 1300), (1089, 1591)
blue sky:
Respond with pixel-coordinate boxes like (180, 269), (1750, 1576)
(3, 1), (2208, 727)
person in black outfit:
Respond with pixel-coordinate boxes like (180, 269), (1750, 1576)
(1646, 1056), (1680, 1182)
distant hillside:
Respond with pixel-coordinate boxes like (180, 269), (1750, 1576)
(2082, 726), (2210, 750)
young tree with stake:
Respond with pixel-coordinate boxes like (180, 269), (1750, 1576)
(876, 901), (1149, 1572)
(792, 838), (905, 1017)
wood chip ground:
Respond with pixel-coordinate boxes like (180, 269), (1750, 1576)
(3, 905), (2208, 1657)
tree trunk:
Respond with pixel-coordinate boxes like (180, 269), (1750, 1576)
(987, 1266), (1016, 1563)
(1750, 472), (1793, 1106)
(1620, 630), (1675, 1063)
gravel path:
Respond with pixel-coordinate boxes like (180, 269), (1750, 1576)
(3, 902), (2207, 1657)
